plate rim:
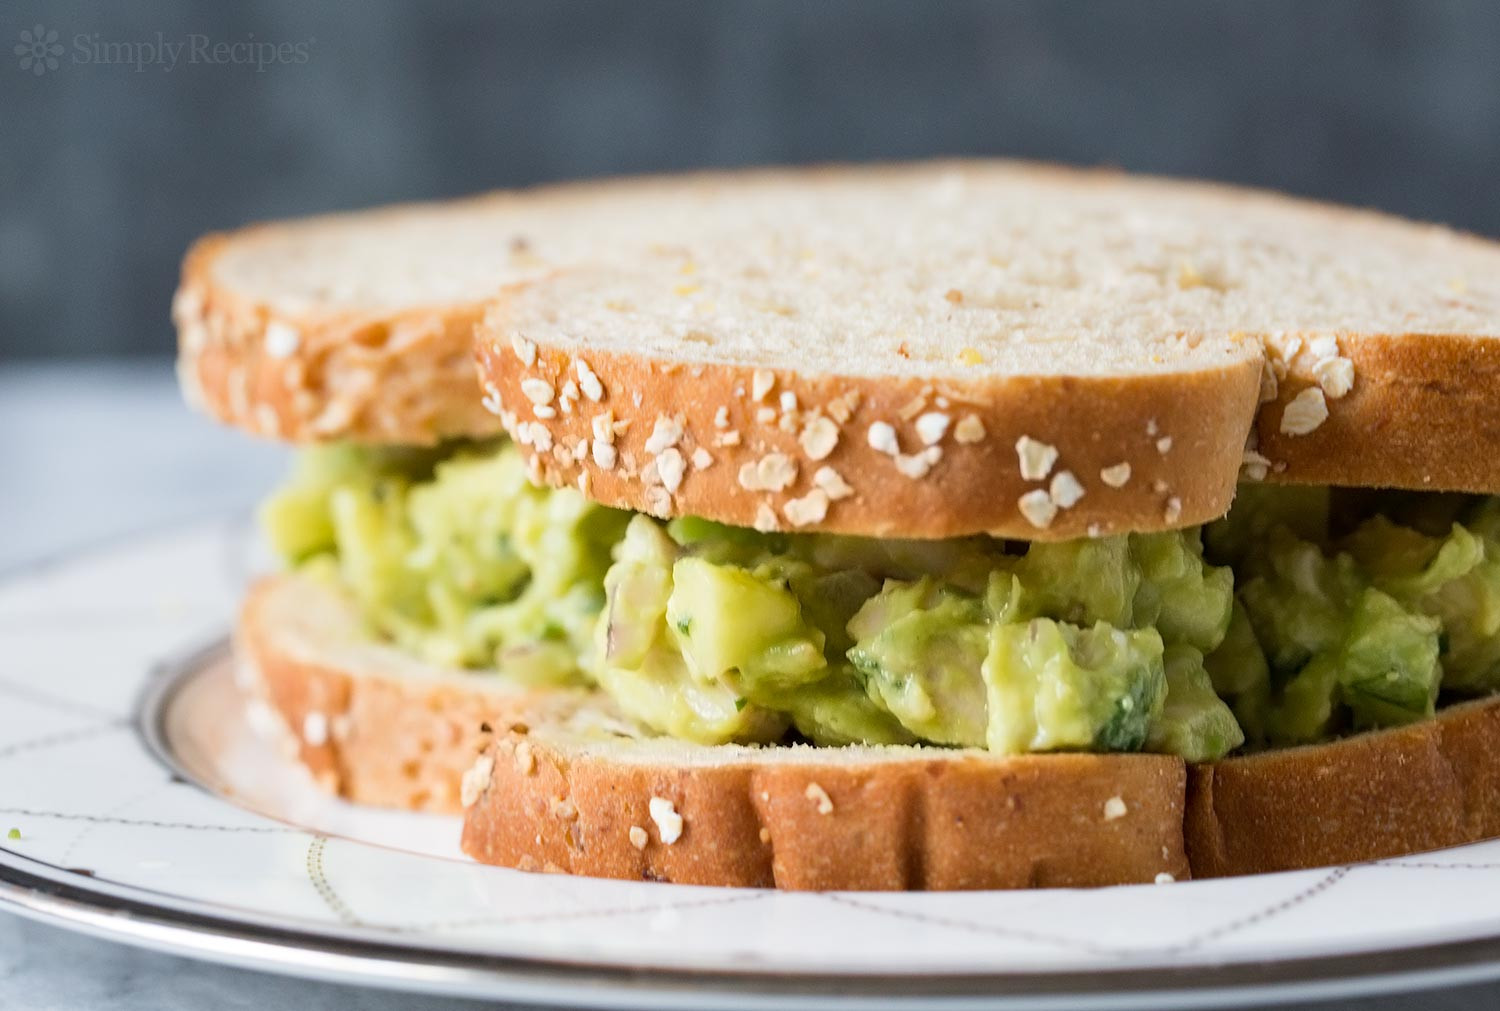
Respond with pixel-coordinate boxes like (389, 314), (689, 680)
(6, 516), (1500, 1007)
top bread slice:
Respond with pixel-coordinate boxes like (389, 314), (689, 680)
(174, 174), (748, 445)
(474, 161), (1500, 540)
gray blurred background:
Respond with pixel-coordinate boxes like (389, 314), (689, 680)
(3, 0), (1500, 361)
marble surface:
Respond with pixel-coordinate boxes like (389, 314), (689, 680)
(2, 360), (1498, 1011)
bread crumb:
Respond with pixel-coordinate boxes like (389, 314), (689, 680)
(784, 489), (830, 527)
(1155, 872), (1176, 885)
(953, 414), (986, 444)
(915, 411), (950, 446)
(813, 466), (854, 500)
(867, 421), (900, 456)
(302, 712), (328, 747)
(648, 797), (684, 844)
(1015, 436), (1058, 481)
(1018, 489), (1057, 529)
(511, 335), (538, 366)
(957, 347), (983, 366)
(805, 782), (834, 815)
(1280, 387), (1329, 435)
(263, 321), (301, 359)
(461, 755), (495, 808)
(944, 288), (964, 303)
(1049, 470), (1085, 509)
(629, 825), (649, 850)
(1103, 796), (1128, 821)
(1155, 436), (1173, 455)
(799, 416), (840, 460)
(751, 369), (775, 401)
(1100, 462), (1131, 488)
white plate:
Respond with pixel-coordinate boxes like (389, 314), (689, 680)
(5, 519), (1500, 1009)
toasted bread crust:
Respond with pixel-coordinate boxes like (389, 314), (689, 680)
(237, 575), (544, 812)
(1185, 695), (1500, 877)
(473, 338), (1264, 541)
(460, 735), (1189, 890)
(176, 234), (502, 446)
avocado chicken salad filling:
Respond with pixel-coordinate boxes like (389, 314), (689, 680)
(263, 439), (1500, 763)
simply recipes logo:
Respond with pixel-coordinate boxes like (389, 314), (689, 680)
(14, 23), (313, 75)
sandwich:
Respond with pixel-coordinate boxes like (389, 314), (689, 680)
(178, 162), (1500, 890)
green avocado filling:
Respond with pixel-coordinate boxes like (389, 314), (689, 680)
(263, 440), (1500, 761)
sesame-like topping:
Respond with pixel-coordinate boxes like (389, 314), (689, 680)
(738, 453), (798, 492)
(576, 359), (605, 401)
(826, 392), (857, 423)
(591, 411), (615, 445)
(691, 447), (714, 470)
(1259, 358), (1280, 404)
(514, 740), (536, 775)
(1309, 335), (1339, 360)
(714, 405), (730, 428)
(645, 415), (684, 454)
(1280, 387), (1329, 435)
(755, 406), (777, 424)
(480, 383), (504, 416)
(953, 414), (986, 444)
(1151, 478), (1168, 494)
(264, 321), (301, 359)
(527, 422), (553, 453)
(783, 489), (830, 527)
(1049, 470), (1085, 508)
(1018, 489), (1057, 529)
(1155, 436), (1173, 455)
(511, 335), (538, 366)
(804, 782), (834, 815)
(1163, 497), (1183, 524)
(521, 378), (555, 405)
(915, 411), (950, 446)
(628, 825), (649, 850)
(799, 416), (839, 460)
(717, 430), (742, 447)
(648, 797), (684, 844)
(592, 440), (618, 470)
(643, 485), (671, 518)
(754, 502), (780, 532)
(1313, 356), (1355, 399)
(533, 404), (556, 419)
(751, 369), (775, 401)
(656, 448), (686, 493)
(1241, 447), (1272, 482)
(460, 755), (495, 808)
(1155, 872), (1176, 885)
(1103, 796), (1128, 821)
(780, 390), (798, 413)
(1015, 436), (1058, 481)
(1100, 462), (1132, 488)
(867, 421), (900, 456)
(813, 466), (854, 500)
(302, 712), (328, 746)
(895, 446), (942, 479)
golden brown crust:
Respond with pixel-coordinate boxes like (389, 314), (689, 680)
(460, 735), (1189, 890)
(1185, 694), (1500, 877)
(473, 337), (1264, 541)
(1259, 332), (1500, 493)
(176, 235), (501, 446)
(237, 576), (545, 813)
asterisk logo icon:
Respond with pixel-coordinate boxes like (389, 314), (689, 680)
(15, 24), (63, 76)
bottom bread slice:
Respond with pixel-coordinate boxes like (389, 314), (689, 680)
(459, 693), (1500, 890)
(237, 574), (587, 813)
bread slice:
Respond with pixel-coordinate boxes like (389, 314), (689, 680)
(174, 173), (742, 445)
(236, 573), (585, 813)
(474, 160), (1500, 540)
(460, 693), (1500, 889)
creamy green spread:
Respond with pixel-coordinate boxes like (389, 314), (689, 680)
(262, 440), (1500, 761)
